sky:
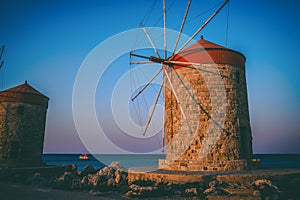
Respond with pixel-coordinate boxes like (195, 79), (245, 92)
(1, 0), (300, 154)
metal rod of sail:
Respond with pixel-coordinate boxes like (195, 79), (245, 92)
(172, 0), (192, 55)
(163, 0), (167, 59)
(0, 45), (5, 60)
(165, 60), (232, 79)
(163, 68), (187, 120)
(143, 79), (164, 136)
(174, 0), (229, 55)
(130, 52), (165, 64)
(162, 117), (166, 152)
(131, 67), (163, 101)
(164, 60), (226, 77)
(140, 23), (161, 59)
(0, 45), (4, 89)
(130, 52), (151, 60)
(164, 60), (202, 66)
(130, 61), (154, 65)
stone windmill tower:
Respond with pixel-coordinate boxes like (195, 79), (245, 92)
(0, 81), (49, 167)
(130, 0), (256, 171)
(158, 36), (253, 171)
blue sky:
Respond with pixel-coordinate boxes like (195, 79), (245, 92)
(1, 0), (300, 154)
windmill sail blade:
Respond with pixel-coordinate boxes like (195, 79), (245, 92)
(143, 79), (164, 136)
(0, 45), (5, 60)
(130, 52), (164, 64)
(164, 60), (232, 79)
(0, 61), (4, 69)
(131, 67), (163, 101)
(130, 52), (151, 60)
(164, 68), (186, 119)
(172, 0), (192, 55)
(162, 102), (168, 152)
(130, 61), (154, 65)
(174, 0), (229, 55)
(163, 0), (167, 59)
(173, 69), (227, 132)
(164, 68), (194, 134)
(162, 118), (166, 152)
(140, 23), (161, 59)
(164, 60), (202, 67)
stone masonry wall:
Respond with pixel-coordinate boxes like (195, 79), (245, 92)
(0, 102), (47, 167)
(159, 63), (252, 171)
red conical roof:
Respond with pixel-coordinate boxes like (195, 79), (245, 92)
(0, 81), (49, 107)
(195, 35), (227, 49)
(172, 35), (246, 68)
(4, 81), (47, 96)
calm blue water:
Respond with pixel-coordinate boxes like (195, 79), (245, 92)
(253, 154), (300, 169)
(43, 154), (165, 171)
(43, 154), (300, 171)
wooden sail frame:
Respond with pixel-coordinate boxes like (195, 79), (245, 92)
(130, 0), (230, 151)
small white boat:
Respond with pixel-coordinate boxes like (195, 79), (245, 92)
(79, 154), (89, 160)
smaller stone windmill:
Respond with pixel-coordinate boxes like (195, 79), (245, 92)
(0, 46), (49, 168)
(130, 0), (256, 171)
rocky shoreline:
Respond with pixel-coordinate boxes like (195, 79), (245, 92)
(1, 162), (300, 199)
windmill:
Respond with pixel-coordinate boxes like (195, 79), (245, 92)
(130, 0), (229, 142)
(129, 0), (255, 172)
(0, 44), (49, 167)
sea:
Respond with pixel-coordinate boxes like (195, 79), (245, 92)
(42, 154), (300, 171)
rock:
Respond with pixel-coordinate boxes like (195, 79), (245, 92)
(79, 163), (128, 192)
(209, 180), (218, 188)
(107, 178), (116, 186)
(97, 166), (115, 177)
(253, 190), (261, 196)
(64, 164), (77, 174)
(130, 184), (140, 189)
(252, 179), (280, 199)
(34, 172), (41, 176)
(80, 175), (93, 190)
(140, 186), (154, 192)
(58, 172), (74, 182)
(185, 187), (198, 196)
(126, 184), (161, 197)
(114, 169), (128, 185)
(125, 190), (136, 197)
(115, 172), (121, 184)
(252, 179), (272, 187)
(51, 171), (79, 190)
(166, 182), (173, 187)
(203, 181), (218, 195)
(80, 173), (101, 189)
(203, 187), (215, 194)
(252, 179), (279, 191)
(108, 161), (127, 171)
(81, 165), (96, 177)
(203, 180), (230, 196)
